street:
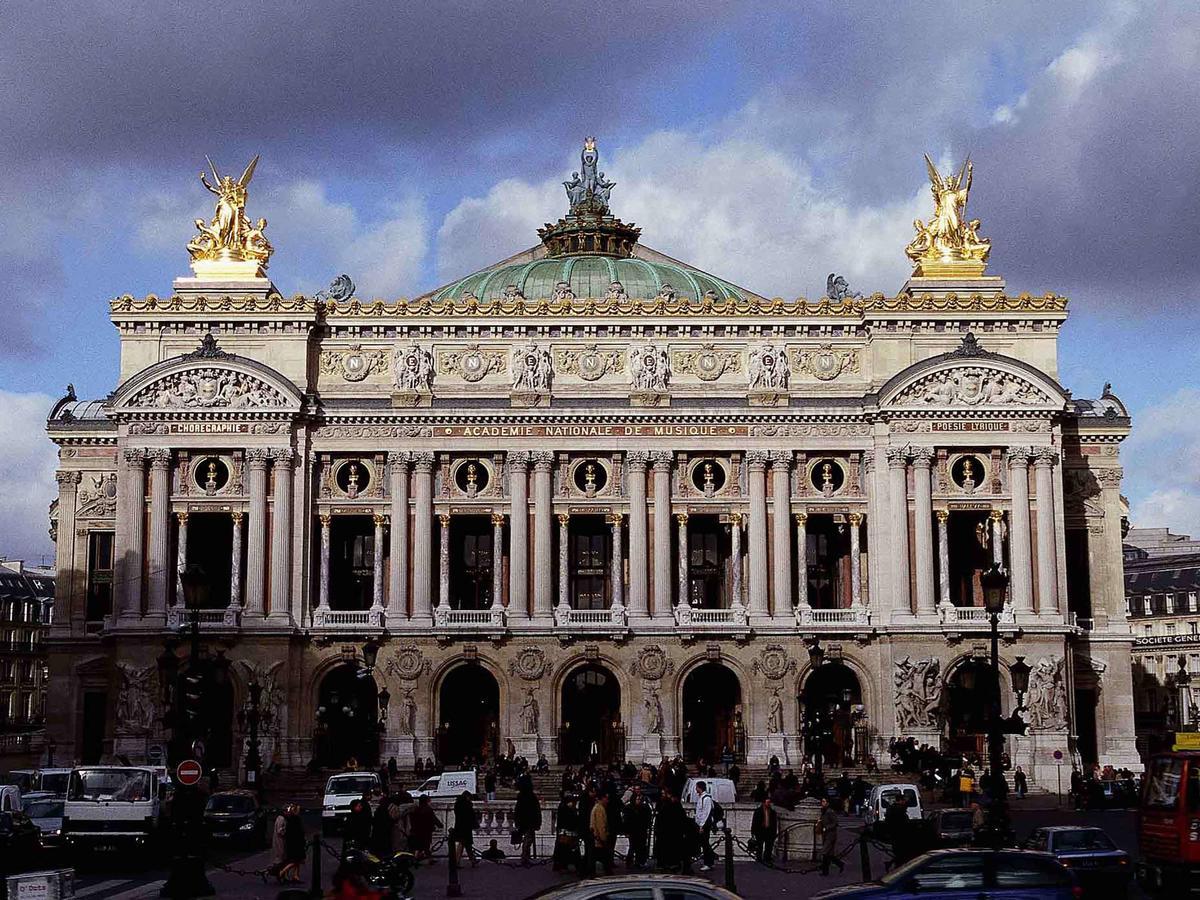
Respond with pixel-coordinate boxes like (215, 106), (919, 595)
(46, 800), (1150, 899)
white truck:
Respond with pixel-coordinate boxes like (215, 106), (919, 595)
(63, 765), (164, 851)
(409, 770), (477, 799)
(321, 771), (381, 835)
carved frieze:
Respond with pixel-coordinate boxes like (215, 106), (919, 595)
(511, 342), (553, 392)
(792, 344), (860, 381)
(393, 343), (434, 392)
(385, 644), (431, 680)
(751, 644), (797, 680)
(319, 344), (389, 382)
(630, 343), (670, 392)
(77, 473), (118, 518)
(630, 645), (674, 682)
(748, 343), (790, 390)
(509, 646), (551, 681)
(128, 368), (288, 409)
(672, 344), (740, 382)
(557, 345), (625, 381)
(438, 345), (506, 383)
(895, 366), (1048, 407)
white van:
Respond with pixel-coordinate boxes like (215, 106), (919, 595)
(409, 770), (477, 799)
(681, 777), (737, 806)
(63, 765), (163, 850)
(321, 771), (381, 835)
(863, 782), (922, 830)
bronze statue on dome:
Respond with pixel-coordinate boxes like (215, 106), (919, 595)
(563, 137), (616, 215)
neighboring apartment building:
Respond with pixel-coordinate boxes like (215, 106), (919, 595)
(1126, 527), (1200, 758)
(0, 560), (54, 733)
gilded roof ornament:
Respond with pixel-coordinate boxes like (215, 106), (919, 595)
(186, 155), (273, 278)
(906, 155), (991, 278)
(539, 137), (641, 257)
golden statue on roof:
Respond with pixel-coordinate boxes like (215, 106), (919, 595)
(906, 154), (990, 277)
(186, 155), (273, 278)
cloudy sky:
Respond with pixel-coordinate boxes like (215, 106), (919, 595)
(1, 0), (1197, 562)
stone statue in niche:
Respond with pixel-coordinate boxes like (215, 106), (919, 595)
(520, 689), (540, 735)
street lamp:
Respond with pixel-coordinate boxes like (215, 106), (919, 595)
(979, 564), (1014, 847)
(362, 638), (380, 672)
(1175, 655), (1194, 731)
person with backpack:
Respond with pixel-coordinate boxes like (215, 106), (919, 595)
(693, 781), (719, 871)
(513, 782), (542, 866)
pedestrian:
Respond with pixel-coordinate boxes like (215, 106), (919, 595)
(387, 757), (399, 784)
(553, 793), (582, 872)
(485, 768), (497, 802)
(453, 790), (478, 867)
(481, 838), (506, 862)
(408, 795), (441, 859)
(818, 797), (844, 875)
(883, 796), (911, 867)
(513, 781), (542, 866)
(590, 792), (613, 875)
(654, 789), (684, 872)
(1014, 765), (1027, 800)
(693, 780), (717, 872)
(750, 796), (777, 865)
(269, 806), (289, 882)
(281, 804), (307, 883)
(370, 792), (394, 856)
(378, 764), (389, 794)
(624, 785), (651, 869)
(343, 794), (373, 853)
(970, 801), (986, 834)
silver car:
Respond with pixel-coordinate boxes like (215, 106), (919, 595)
(525, 874), (743, 900)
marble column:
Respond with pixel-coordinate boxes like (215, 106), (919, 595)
(652, 452), (673, 618)
(886, 447), (911, 615)
(411, 452), (435, 623)
(769, 451), (792, 618)
(243, 449), (269, 618)
(388, 453), (410, 622)
(849, 512), (863, 608)
(557, 513), (571, 611)
(317, 514), (332, 613)
(1034, 448), (1060, 614)
(794, 512), (809, 609)
(372, 513), (386, 615)
(174, 511), (188, 608)
(730, 512), (744, 608)
(746, 450), (770, 617)
(625, 451), (650, 617)
(118, 448), (147, 620)
(491, 513), (505, 610)
(145, 449), (171, 620)
(53, 471), (80, 627)
(910, 448), (936, 616)
(675, 513), (689, 609)
(507, 452), (530, 618)
(532, 451), (555, 618)
(267, 448), (294, 622)
(609, 512), (625, 610)
(229, 512), (243, 610)
(990, 509), (1005, 567)
(936, 510), (951, 609)
(1006, 447), (1034, 614)
(437, 513), (451, 613)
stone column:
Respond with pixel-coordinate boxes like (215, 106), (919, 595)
(794, 512), (809, 609)
(769, 451), (792, 618)
(936, 510), (951, 609)
(886, 447), (911, 615)
(145, 449), (172, 620)
(388, 453), (410, 622)
(371, 513), (386, 615)
(675, 513), (689, 609)
(229, 512), (243, 610)
(174, 511), (189, 606)
(625, 451), (650, 617)
(267, 448), (294, 622)
(53, 471), (81, 627)
(118, 448), (147, 620)
(491, 513), (505, 609)
(864, 448), (890, 617)
(1006, 447), (1034, 614)
(557, 513), (571, 611)
(507, 452), (530, 618)
(911, 448), (936, 616)
(411, 452), (435, 623)
(437, 513), (451, 613)
(244, 449), (269, 618)
(746, 450), (770, 617)
(990, 509), (1005, 567)
(849, 512), (863, 608)
(730, 512), (744, 608)
(609, 512), (625, 611)
(317, 514), (331, 614)
(652, 452), (673, 618)
(1034, 448), (1060, 614)
(532, 451), (555, 619)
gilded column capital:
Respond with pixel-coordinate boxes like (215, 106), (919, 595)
(438, 513), (451, 527)
(675, 512), (689, 525)
(373, 513), (388, 527)
(746, 449), (769, 470)
(123, 448), (148, 465)
(319, 513), (332, 526)
(935, 509), (950, 523)
(625, 450), (651, 470)
(989, 508), (1005, 522)
(608, 511), (624, 526)
(411, 451), (436, 473)
(175, 511), (189, 525)
(793, 511), (808, 527)
(730, 511), (744, 527)
(506, 450), (531, 469)
(885, 446), (908, 469)
(1004, 446), (1032, 468)
(848, 512), (863, 527)
(246, 448), (271, 468)
(650, 450), (674, 472)
(55, 470), (82, 487)
(491, 512), (506, 527)
(909, 447), (935, 467)
(231, 511), (244, 525)
(556, 512), (570, 526)
(1032, 446), (1059, 467)
(531, 450), (555, 471)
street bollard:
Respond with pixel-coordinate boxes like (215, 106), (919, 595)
(447, 835), (462, 898)
(723, 827), (737, 894)
(859, 830), (872, 881)
(308, 833), (322, 899)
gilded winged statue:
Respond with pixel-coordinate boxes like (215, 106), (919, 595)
(187, 155), (273, 268)
(906, 154), (990, 273)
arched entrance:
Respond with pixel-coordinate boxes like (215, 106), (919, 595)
(560, 665), (622, 764)
(801, 664), (864, 768)
(681, 663), (742, 764)
(437, 666), (499, 767)
(316, 665), (380, 768)
(944, 658), (1000, 758)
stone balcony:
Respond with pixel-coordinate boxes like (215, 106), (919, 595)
(794, 605), (872, 629)
(552, 604), (629, 637)
(938, 603), (1017, 630)
(311, 607), (384, 630)
(433, 605), (507, 637)
(673, 602), (750, 635)
(166, 606), (241, 629)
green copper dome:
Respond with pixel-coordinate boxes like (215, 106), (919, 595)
(425, 253), (746, 304)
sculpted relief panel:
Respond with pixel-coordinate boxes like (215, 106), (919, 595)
(895, 366), (1049, 407)
(894, 657), (942, 730)
(129, 368), (289, 409)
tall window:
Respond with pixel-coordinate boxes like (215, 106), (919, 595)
(451, 520), (494, 610)
(570, 520), (609, 609)
(86, 531), (115, 621)
(687, 522), (726, 608)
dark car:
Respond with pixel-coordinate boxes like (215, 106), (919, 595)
(1087, 778), (1137, 809)
(0, 810), (43, 880)
(927, 808), (976, 847)
(810, 848), (1079, 899)
(1024, 826), (1130, 896)
(203, 790), (273, 846)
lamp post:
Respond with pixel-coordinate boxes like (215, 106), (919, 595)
(806, 640), (826, 778)
(980, 565), (1024, 847)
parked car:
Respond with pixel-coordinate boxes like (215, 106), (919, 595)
(321, 772), (382, 835)
(203, 789), (274, 846)
(927, 808), (976, 847)
(0, 809), (42, 881)
(526, 874), (743, 899)
(863, 783), (922, 831)
(810, 848), (1079, 899)
(1087, 778), (1137, 809)
(21, 792), (64, 847)
(1024, 826), (1130, 896)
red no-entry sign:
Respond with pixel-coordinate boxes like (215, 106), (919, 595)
(177, 759), (203, 786)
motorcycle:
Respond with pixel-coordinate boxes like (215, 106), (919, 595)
(338, 846), (417, 897)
